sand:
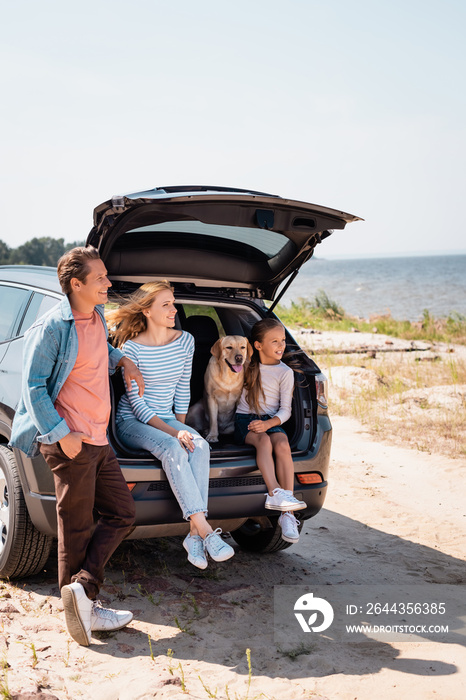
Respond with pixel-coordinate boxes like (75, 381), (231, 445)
(1, 333), (465, 700)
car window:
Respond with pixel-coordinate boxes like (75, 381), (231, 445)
(183, 305), (224, 336)
(18, 293), (60, 335)
(0, 284), (31, 343)
(127, 221), (289, 259)
(37, 294), (60, 318)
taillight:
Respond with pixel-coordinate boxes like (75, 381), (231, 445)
(296, 472), (323, 485)
(315, 372), (328, 408)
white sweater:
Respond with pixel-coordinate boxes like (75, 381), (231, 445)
(236, 361), (294, 425)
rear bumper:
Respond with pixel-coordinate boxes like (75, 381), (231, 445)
(131, 476), (328, 524)
(16, 415), (332, 538)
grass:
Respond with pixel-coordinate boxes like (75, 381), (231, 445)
(198, 674), (218, 698)
(177, 661), (187, 693)
(275, 293), (466, 345)
(136, 583), (164, 606)
(167, 648), (175, 674)
(165, 650), (188, 693)
(62, 641), (71, 668)
(278, 642), (313, 660)
(224, 648), (254, 700)
(174, 615), (194, 635)
(30, 643), (38, 669)
(275, 291), (466, 459)
(148, 634), (155, 661)
(0, 657), (10, 700)
(321, 348), (466, 458)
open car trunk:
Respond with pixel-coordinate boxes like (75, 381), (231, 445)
(106, 293), (320, 463)
(89, 186), (361, 302)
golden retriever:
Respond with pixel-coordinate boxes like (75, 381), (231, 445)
(187, 335), (252, 443)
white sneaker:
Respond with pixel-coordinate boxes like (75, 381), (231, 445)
(278, 511), (300, 543)
(265, 488), (306, 511)
(204, 528), (235, 562)
(91, 602), (133, 632)
(183, 533), (208, 569)
(61, 582), (92, 646)
(284, 489), (307, 510)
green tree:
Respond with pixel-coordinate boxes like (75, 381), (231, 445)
(2, 237), (88, 267)
(9, 237), (67, 266)
(0, 239), (11, 265)
(64, 240), (86, 252)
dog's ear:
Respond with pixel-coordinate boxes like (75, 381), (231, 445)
(246, 340), (254, 359)
(210, 338), (223, 359)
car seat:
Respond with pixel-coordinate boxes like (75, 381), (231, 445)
(182, 315), (220, 404)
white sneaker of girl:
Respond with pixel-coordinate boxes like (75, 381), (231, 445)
(278, 511), (300, 543)
(265, 488), (306, 511)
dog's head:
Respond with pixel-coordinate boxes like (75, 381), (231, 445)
(210, 335), (253, 374)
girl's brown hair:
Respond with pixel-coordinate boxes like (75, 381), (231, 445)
(106, 280), (174, 347)
(244, 317), (288, 414)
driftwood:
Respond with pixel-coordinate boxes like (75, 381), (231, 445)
(309, 345), (434, 356)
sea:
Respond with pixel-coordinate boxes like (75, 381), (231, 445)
(278, 254), (466, 322)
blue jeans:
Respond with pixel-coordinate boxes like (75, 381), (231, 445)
(116, 416), (210, 520)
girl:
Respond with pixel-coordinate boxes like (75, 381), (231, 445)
(106, 281), (234, 569)
(234, 318), (305, 544)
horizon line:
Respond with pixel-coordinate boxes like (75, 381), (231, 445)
(318, 249), (466, 260)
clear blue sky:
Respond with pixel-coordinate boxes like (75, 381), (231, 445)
(1, 0), (465, 258)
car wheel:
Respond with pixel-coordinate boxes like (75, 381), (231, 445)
(0, 445), (53, 579)
(230, 515), (303, 553)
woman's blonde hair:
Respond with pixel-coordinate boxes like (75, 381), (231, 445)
(106, 280), (174, 347)
(244, 317), (288, 414)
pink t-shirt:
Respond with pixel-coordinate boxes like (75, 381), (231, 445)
(55, 309), (110, 446)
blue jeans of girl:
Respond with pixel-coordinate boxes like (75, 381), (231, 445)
(116, 416), (210, 520)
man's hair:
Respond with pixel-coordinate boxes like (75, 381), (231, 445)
(57, 246), (100, 295)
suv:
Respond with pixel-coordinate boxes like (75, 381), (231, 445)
(0, 185), (361, 579)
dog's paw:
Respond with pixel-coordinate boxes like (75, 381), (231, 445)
(206, 433), (219, 443)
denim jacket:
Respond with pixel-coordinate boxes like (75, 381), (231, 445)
(9, 295), (123, 458)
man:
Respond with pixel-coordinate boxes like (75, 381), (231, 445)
(10, 246), (144, 646)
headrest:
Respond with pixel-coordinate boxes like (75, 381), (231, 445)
(183, 315), (219, 344)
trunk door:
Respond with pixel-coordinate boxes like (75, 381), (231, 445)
(87, 186), (362, 300)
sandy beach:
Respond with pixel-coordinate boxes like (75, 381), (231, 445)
(1, 332), (465, 700)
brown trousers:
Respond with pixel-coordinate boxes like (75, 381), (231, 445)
(40, 441), (135, 600)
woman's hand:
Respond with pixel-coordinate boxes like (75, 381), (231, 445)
(177, 429), (195, 452)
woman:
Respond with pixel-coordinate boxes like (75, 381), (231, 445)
(106, 281), (234, 569)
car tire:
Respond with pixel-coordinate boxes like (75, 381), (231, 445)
(230, 515), (303, 553)
(0, 445), (53, 579)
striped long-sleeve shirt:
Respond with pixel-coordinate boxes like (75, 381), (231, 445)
(116, 331), (195, 423)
